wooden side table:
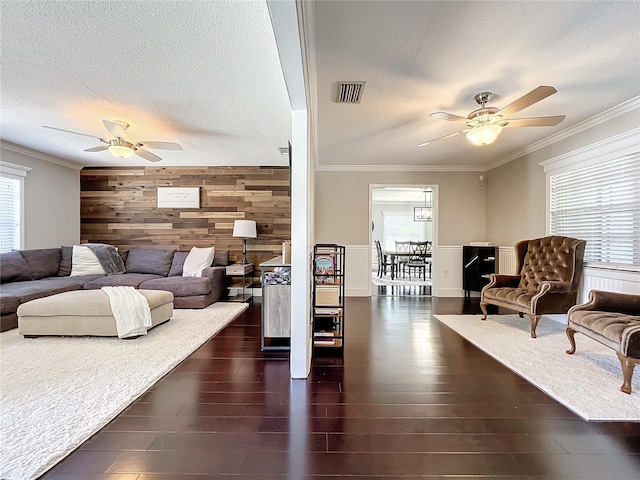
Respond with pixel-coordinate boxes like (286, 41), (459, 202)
(226, 263), (254, 303)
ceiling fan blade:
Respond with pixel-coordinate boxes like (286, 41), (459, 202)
(503, 115), (566, 128)
(417, 130), (466, 147)
(103, 119), (126, 138)
(135, 148), (162, 162)
(497, 86), (558, 118)
(429, 112), (469, 124)
(84, 146), (109, 152)
(138, 141), (183, 151)
(42, 125), (102, 140)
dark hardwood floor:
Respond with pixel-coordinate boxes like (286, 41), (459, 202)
(42, 296), (640, 479)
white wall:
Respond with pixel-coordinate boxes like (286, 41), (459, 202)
(316, 170), (486, 246)
(0, 145), (81, 248)
(314, 170), (486, 296)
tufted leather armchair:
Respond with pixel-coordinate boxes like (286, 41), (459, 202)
(480, 236), (586, 338)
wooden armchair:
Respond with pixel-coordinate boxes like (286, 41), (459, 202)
(480, 236), (586, 338)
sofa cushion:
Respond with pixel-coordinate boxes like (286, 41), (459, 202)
(125, 249), (175, 276)
(0, 295), (21, 315)
(168, 252), (189, 277)
(0, 279), (82, 304)
(19, 248), (61, 279)
(57, 246), (73, 276)
(42, 275), (105, 288)
(139, 276), (212, 297)
(83, 273), (163, 289)
(0, 251), (34, 283)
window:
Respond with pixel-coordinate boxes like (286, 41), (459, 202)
(0, 162), (30, 253)
(382, 213), (427, 251)
(544, 130), (639, 270)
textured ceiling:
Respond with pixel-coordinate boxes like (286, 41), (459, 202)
(0, 1), (291, 167)
(1, 1), (638, 171)
(312, 0), (640, 169)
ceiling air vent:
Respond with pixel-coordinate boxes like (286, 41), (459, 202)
(336, 81), (366, 103)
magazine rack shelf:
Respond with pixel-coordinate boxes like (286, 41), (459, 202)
(312, 244), (345, 352)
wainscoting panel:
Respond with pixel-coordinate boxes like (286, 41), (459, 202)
(498, 247), (517, 275)
(345, 245), (370, 297)
(80, 166), (290, 281)
(434, 246), (463, 297)
(580, 268), (640, 302)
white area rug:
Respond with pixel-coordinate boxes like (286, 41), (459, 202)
(0, 302), (248, 480)
(435, 314), (640, 422)
(371, 272), (432, 287)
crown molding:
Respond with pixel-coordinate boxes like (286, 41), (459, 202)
(316, 164), (486, 172)
(0, 141), (84, 171)
(539, 127), (640, 173)
(0, 160), (32, 177)
(488, 95), (640, 171)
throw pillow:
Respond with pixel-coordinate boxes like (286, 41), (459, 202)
(125, 249), (176, 276)
(57, 246), (73, 276)
(70, 245), (107, 276)
(212, 249), (230, 266)
(182, 246), (215, 278)
(0, 251), (34, 283)
(168, 251), (189, 277)
(19, 248), (61, 279)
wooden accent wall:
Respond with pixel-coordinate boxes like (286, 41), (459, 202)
(80, 166), (290, 279)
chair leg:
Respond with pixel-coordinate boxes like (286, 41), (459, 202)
(480, 302), (488, 320)
(527, 314), (541, 338)
(616, 352), (639, 394)
(565, 327), (577, 354)
(518, 312), (524, 318)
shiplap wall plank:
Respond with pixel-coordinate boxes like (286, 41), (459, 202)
(80, 166), (291, 282)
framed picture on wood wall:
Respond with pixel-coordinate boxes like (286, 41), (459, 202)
(157, 187), (200, 208)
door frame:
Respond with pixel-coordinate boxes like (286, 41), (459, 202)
(368, 184), (439, 296)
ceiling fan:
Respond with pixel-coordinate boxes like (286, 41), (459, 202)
(43, 119), (182, 162)
(418, 86), (565, 147)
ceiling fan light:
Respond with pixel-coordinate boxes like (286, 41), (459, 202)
(108, 144), (135, 158)
(466, 124), (502, 146)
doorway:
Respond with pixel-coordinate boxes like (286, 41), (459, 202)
(369, 185), (438, 297)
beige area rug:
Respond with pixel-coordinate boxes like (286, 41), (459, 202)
(434, 314), (640, 422)
(0, 302), (248, 480)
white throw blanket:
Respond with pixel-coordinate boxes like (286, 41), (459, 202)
(101, 286), (152, 338)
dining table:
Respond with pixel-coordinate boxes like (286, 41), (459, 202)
(382, 250), (432, 280)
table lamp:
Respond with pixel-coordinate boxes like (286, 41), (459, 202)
(233, 220), (257, 264)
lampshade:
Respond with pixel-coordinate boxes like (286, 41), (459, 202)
(466, 124), (502, 146)
(232, 220), (257, 238)
(108, 145), (135, 158)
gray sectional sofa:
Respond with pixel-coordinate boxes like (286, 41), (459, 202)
(0, 246), (230, 332)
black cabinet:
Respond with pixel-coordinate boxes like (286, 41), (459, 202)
(463, 246), (498, 296)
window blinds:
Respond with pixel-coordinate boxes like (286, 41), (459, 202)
(550, 153), (640, 268)
(0, 176), (20, 253)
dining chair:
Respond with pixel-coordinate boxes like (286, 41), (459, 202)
(406, 241), (429, 280)
(374, 240), (394, 278)
(394, 240), (411, 277)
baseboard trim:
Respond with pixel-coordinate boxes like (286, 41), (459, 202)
(346, 287), (369, 297)
(435, 288), (464, 298)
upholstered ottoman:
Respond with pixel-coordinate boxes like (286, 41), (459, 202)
(17, 289), (174, 337)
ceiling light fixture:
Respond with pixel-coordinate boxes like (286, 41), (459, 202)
(108, 144), (135, 158)
(414, 190), (432, 222)
(466, 123), (502, 146)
